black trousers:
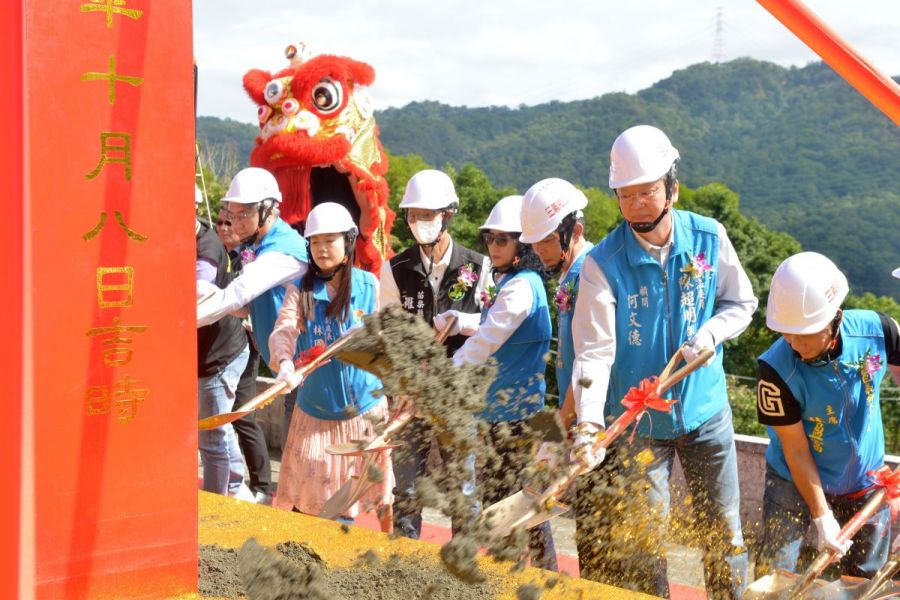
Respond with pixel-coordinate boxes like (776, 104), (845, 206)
(231, 344), (275, 495)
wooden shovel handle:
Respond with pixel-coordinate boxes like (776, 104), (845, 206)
(789, 464), (900, 598)
(435, 314), (459, 344)
(540, 346), (714, 501)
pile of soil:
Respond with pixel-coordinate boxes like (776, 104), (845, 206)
(199, 540), (499, 599)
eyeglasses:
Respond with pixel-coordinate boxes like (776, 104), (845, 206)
(405, 209), (443, 223)
(481, 232), (515, 247)
(215, 219), (232, 228)
(225, 207), (259, 221)
(617, 185), (664, 204)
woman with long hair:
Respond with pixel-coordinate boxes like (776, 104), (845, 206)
(440, 194), (557, 570)
(268, 202), (393, 532)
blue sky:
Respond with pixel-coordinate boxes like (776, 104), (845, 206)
(193, 0), (900, 123)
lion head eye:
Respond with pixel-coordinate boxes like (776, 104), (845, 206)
(264, 79), (287, 106)
(281, 98), (300, 116)
(310, 78), (343, 115)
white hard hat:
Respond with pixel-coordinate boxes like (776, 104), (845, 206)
(519, 178), (588, 243)
(304, 202), (358, 238)
(767, 252), (849, 335)
(399, 169), (459, 210)
(223, 167), (282, 205)
(195, 184), (203, 206)
(480, 195), (524, 233)
(609, 125), (680, 189)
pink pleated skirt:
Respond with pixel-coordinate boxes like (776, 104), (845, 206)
(274, 399), (394, 518)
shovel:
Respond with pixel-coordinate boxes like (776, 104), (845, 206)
(481, 346), (714, 539)
(317, 316), (458, 521)
(744, 464), (900, 600)
(198, 329), (360, 430)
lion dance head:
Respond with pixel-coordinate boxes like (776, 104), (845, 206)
(243, 43), (394, 274)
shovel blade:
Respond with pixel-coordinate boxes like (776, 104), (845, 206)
(483, 490), (539, 538)
(743, 570), (858, 600)
(319, 477), (359, 520)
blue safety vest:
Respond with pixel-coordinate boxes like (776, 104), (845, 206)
(589, 210), (727, 439)
(762, 310), (887, 495)
(480, 269), (551, 423)
(245, 219), (308, 365)
(556, 244), (593, 403)
(294, 268), (383, 420)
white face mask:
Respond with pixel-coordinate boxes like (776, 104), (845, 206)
(410, 218), (443, 245)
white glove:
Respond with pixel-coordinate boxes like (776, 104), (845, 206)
(275, 360), (303, 392)
(813, 510), (852, 557)
(569, 422), (606, 471)
(434, 310), (480, 337)
(682, 330), (716, 366)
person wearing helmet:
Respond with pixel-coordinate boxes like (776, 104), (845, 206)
(754, 252), (900, 580)
(380, 169), (491, 541)
(197, 168), (309, 450)
(210, 208), (277, 504)
(451, 195), (557, 570)
(570, 125), (757, 596)
(267, 202), (394, 532)
(195, 185), (253, 500)
(519, 178), (593, 430)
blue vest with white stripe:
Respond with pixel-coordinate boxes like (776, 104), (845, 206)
(480, 269), (551, 423)
(294, 269), (383, 421)
(246, 218), (308, 365)
(556, 244), (593, 402)
(761, 310), (887, 495)
(589, 210), (727, 439)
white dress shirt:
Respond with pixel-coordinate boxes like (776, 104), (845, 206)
(452, 272), (534, 367)
(571, 220), (757, 425)
(197, 251), (308, 328)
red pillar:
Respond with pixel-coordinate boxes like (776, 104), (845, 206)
(14, 2), (198, 597)
(1, 1), (24, 598)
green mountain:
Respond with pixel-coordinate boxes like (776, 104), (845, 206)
(196, 59), (900, 298)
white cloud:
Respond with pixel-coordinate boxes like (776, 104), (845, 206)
(194, 0), (900, 123)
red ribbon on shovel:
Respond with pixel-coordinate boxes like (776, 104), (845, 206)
(295, 344), (327, 367)
(868, 465), (900, 523)
(621, 376), (676, 440)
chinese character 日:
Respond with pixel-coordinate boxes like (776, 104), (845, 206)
(95, 266), (135, 308)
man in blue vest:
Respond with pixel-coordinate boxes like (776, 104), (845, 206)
(518, 178), (593, 431)
(755, 252), (900, 579)
(570, 125), (757, 598)
(197, 167), (309, 451)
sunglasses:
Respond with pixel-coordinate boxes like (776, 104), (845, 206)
(216, 219), (232, 227)
(481, 232), (515, 247)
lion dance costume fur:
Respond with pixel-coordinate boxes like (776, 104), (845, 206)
(243, 43), (394, 274)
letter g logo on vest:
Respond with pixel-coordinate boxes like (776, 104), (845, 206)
(757, 380), (785, 417)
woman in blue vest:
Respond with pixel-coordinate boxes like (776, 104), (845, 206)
(755, 252), (900, 579)
(267, 203), (393, 533)
(450, 194), (557, 570)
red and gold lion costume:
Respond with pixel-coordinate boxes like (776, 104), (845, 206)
(243, 44), (394, 273)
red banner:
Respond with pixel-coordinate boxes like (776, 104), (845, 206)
(21, 1), (196, 596)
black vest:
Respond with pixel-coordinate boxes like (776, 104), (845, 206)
(196, 222), (248, 377)
(389, 240), (486, 354)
